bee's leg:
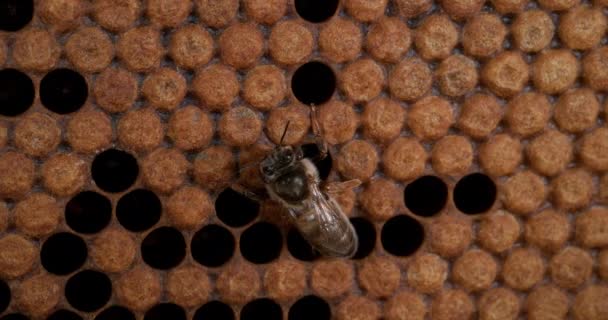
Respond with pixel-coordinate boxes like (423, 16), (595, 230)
(324, 179), (362, 196)
(310, 104), (329, 161)
(230, 183), (266, 203)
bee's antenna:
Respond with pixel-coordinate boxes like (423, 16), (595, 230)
(280, 120), (291, 146)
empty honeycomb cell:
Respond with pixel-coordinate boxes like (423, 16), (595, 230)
(502, 170), (547, 215)
(0, 69), (34, 117)
(194, 301), (234, 320)
(479, 134), (523, 177)
(65, 270), (112, 312)
(66, 191), (112, 234)
(336, 296), (380, 320)
(287, 227), (321, 262)
(116, 266), (161, 312)
(0, 234), (36, 279)
(477, 210), (521, 253)
(583, 46), (608, 91)
(525, 209), (570, 252)
(12, 28), (60, 72)
(414, 14), (458, 61)
(388, 57), (432, 102)
(431, 135), (473, 177)
(350, 217), (377, 259)
(116, 26), (163, 72)
(343, 0), (387, 22)
(462, 13), (507, 58)
(366, 17), (411, 63)
(192, 64), (239, 112)
(436, 55), (478, 97)
(360, 178), (402, 221)
(38, 0), (84, 32)
(294, 0), (338, 23)
(491, 0), (528, 13)
(244, 65), (287, 111)
(40, 232), (87, 275)
(166, 265), (211, 308)
(505, 92), (551, 137)
(559, 5), (607, 51)
(240, 222), (283, 264)
(141, 68), (188, 111)
(0, 151), (35, 199)
(42, 68), (89, 115)
(292, 61), (336, 106)
(512, 10), (555, 52)
(219, 23), (264, 70)
(482, 51), (529, 98)
(361, 98), (404, 145)
(269, 20), (314, 66)
(406, 253), (448, 294)
(96, 306), (136, 320)
(452, 249), (497, 292)
(169, 24), (214, 70)
(0, 0), (33, 31)
(317, 100), (358, 145)
(408, 96), (454, 141)
(572, 285), (608, 320)
(144, 303), (186, 320)
(146, 0), (192, 28)
(319, 18), (362, 63)
(384, 291), (426, 320)
(168, 106), (213, 151)
(580, 127), (608, 171)
(263, 259), (307, 301)
(193, 146), (236, 191)
(358, 256), (400, 298)
(217, 262), (261, 304)
(550, 246), (593, 289)
(288, 295), (330, 320)
(243, 0), (286, 25)
(457, 93), (502, 140)
(65, 27), (114, 73)
(166, 186), (212, 230)
(92, 0), (140, 32)
(502, 247), (545, 290)
(311, 259), (353, 299)
(336, 139), (378, 182)
(0, 314), (28, 320)
(554, 88), (600, 133)
(340, 59), (385, 103)
(194, 0), (238, 28)
(191, 224), (236, 267)
(94, 67), (138, 113)
(576, 207), (608, 248)
(90, 228), (137, 273)
(215, 188), (259, 228)
(41, 153), (87, 197)
(66, 109), (112, 154)
(404, 176), (448, 217)
(526, 285), (569, 320)
(117, 189), (162, 232)
(91, 149), (139, 193)
(14, 193), (61, 238)
(533, 49), (579, 95)
(454, 173), (497, 214)
(241, 299), (282, 320)
(552, 169), (594, 210)
(47, 310), (82, 320)
(478, 287), (520, 320)
(266, 104), (310, 146)
(219, 106), (263, 147)
(14, 273), (60, 319)
(430, 289), (474, 320)
(14, 112), (61, 157)
(141, 148), (190, 194)
(382, 214), (425, 257)
(538, 0), (580, 10)
(428, 215), (472, 258)
(141, 227), (186, 270)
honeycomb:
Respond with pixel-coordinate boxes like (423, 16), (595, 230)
(0, 0), (607, 319)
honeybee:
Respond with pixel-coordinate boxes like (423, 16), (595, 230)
(259, 105), (360, 258)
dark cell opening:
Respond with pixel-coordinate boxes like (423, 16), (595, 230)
(194, 301), (235, 320)
(294, 0), (339, 23)
(404, 175), (448, 217)
(287, 227), (320, 262)
(91, 149), (139, 193)
(350, 217), (376, 260)
(381, 215), (424, 257)
(453, 173), (497, 215)
(40, 68), (88, 114)
(215, 188), (259, 228)
(65, 270), (112, 312)
(41, 232), (88, 275)
(292, 62), (336, 106)
(240, 222), (283, 264)
(288, 295), (330, 320)
(0, 0), (33, 31)
(0, 279), (10, 314)
(301, 143), (332, 181)
(0, 69), (35, 117)
(65, 191), (112, 234)
(240, 299), (282, 320)
(116, 189), (162, 232)
(144, 304), (186, 320)
(95, 306), (136, 320)
(0, 314), (29, 320)
(47, 310), (83, 320)
(141, 227), (186, 270)
(192, 224), (235, 267)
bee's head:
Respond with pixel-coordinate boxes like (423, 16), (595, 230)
(260, 146), (301, 182)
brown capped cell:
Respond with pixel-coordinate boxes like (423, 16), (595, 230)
(319, 18), (362, 64)
(311, 259), (354, 299)
(94, 67), (138, 113)
(0, 152), (35, 200)
(117, 26), (164, 72)
(142, 68), (188, 111)
(532, 49), (579, 95)
(333, 187), (356, 217)
(366, 17), (411, 63)
(559, 5), (607, 51)
(39, 0), (84, 32)
(362, 98), (405, 145)
(538, 0), (580, 10)
(147, 0), (192, 28)
(600, 173), (608, 204)
(142, 148), (190, 194)
(440, 0), (483, 20)
(580, 127), (608, 171)
(93, 0), (141, 32)
(116, 266), (162, 312)
(573, 285), (608, 320)
(477, 210), (521, 253)
(167, 265), (211, 308)
(67, 109), (113, 154)
(166, 186), (213, 230)
(382, 137), (427, 182)
(340, 59), (384, 103)
(394, 0), (432, 18)
(554, 88), (600, 134)
(263, 259), (307, 301)
(407, 253), (448, 294)
(414, 14), (458, 61)
(389, 58), (432, 102)
(91, 228), (137, 273)
(336, 140), (379, 182)
(219, 23), (264, 70)
(0, 37), (5, 67)
(344, 0), (387, 22)
(238, 144), (276, 191)
(358, 256), (400, 298)
(12, 28), (60, 72)
(66, 27), (114, 73)
(193, 146), (236, 191)
(14, 112), (61, 157)
(318, 100), (358, 145)
(195, 0), (238, 28)
(41, 153), (87, 197)
(431, 135), (473, 177)
(14, 193), (60, 238)
(491, 0), (528, 13)
(452, 249), (497, 292)
(192, 64), (239, 111)
(583, 46), (608, 91)
(243, 65), (286, 111)
(550, 246), (593, 289)
(385, 291), (427, 320)
(502, 170), (547, 214)
(219, 106), (262, 147)
(457, 93), (502, 140)
(0, 234), (36, 279)
(408, 96), (454, 141)
(576, 207), (608, 248)
(117, 108), (164, 153)
(527, 129), (573, 176)
(436, 55), (478, 97)
(552, 169), (594, 211)
(269, 20), (314, 66)
(526, 285), (569, 320)
(429, 215), (472, 258)
(0, 202), (7, 233)
(502, 247), (545, 291)
(431, 289), (474, 320)
(14, 273), (60, 318)
(337, 296), (381, 320)
(512, 10), (555, 53)
(482, 51), (529, 98)
(599, 250), (608, 280)
(170, 24), (214, 70)
(168, 106), (214, 151)
(478, 288), (520, 320)
(0, 123), (6, 150)
(360, 178), (401, 221)
(217, 262), (261, 304)
(462, 13), (507, 58)
(479, 134), (522, 177)
(243, 0), (286, 25)
(265, 104), (310, 146)
(525, 209), (570, 252)
(505, 92), (551, 137)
